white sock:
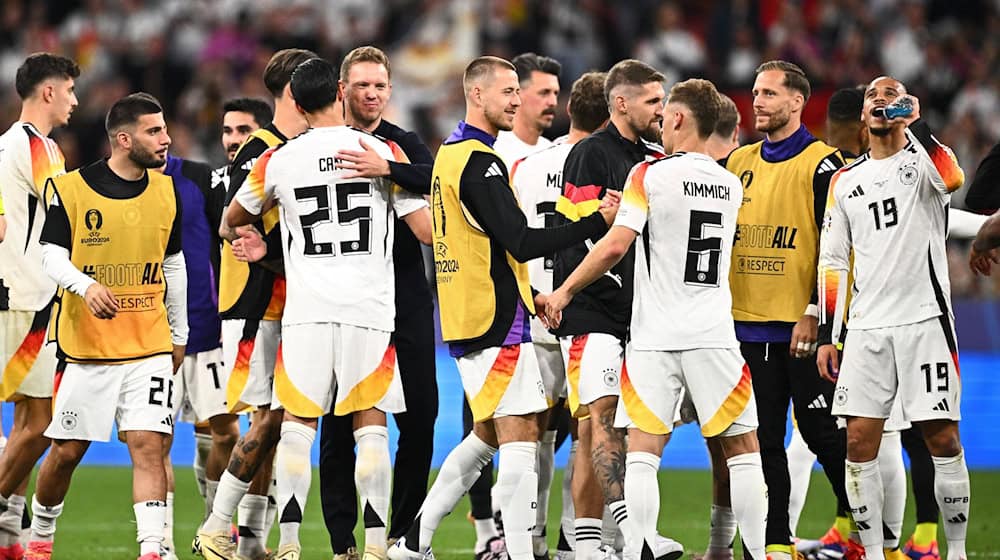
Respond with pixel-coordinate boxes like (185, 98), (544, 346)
(601, 505), (618, 549)
(194, 432), (212, 499)
(495, 442), (538, 560)
(534, 430), (557, 547)
(625, 452), (660, 560)
(708, 504), (737, 552)
(206, 470), (251, 532)
(236, 493), (269, 558)
(727, 452), (767, 559)
(204, 479), (219, 523)
(355, 425), (391, 554)
(933, 450), (969, 560)
(29, 497), (63, 543)
(413, 433), (496, 553)
(133, 500), (167, 555)
(786, 428), (815, 537)
(276, 421), (315, 548)
(878, 432), (906, 550)
(265, 471), (278, 541)
(607, 500), (631, 546)
(558, 440), (577, 552)
(164, 491), (175, 551)
(573, 518), (602, 560)
(845, 459), (885, 560)
(474, 518), (499, 551)
(0, 494), (25, 543)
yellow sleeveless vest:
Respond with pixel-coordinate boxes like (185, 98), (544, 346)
(726, 140), (839, 323)
(219, 128), (285, 320)
(432, 139), (534, 342)
(51, 169), (176, 362)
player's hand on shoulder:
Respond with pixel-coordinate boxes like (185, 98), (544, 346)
(816, 344), (840, 383)
(232, 226), (267, 262)
(336, 138), (391, 179)
(84, 283), (118, 319)
(598, 189), (621, 226)
(969, 245), (1000, 276)
(790, 314), (818, 358)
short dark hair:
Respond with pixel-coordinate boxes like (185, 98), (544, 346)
(713, 93), (739, 138)
(827, 87), (865, 122)
(106, 92), (163, 135)
(15, 53), (80, 100)
(668, 79), (722, 139)
(463, 56), (516, 94)
(263, 48), (318, 97)
(340, 46), (392, 82)
(222, 97), (273, 127)
(511, 52), (562, 86)
(604, 59), (665, 103)
(290, 58), (339, 113)
(569, 72), (608, 133)
(756, 60), (811, 101)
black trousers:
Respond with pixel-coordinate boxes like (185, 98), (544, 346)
(740, 342), (851, 547)
(901, 425), (939, 524)
(319, 304), (439, 553)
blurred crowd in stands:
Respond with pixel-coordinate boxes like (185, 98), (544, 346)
(1, 0), (998, 294)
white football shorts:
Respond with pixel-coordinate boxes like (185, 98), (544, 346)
(222, 318), (280, 413)
(833, 316), (961, 424)
(457, 342), (548, 423)
(277, 322), (405, 418)
(0, 308), (57, 400)
(173, 346), (228, 424)
(615, 346), (757, 438)
(47, 354), (175, 442)
(560, 333), (623, 418)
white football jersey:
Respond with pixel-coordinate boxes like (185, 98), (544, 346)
(0, 122), (65, 311)
(510, 141), (572, 344)
(819, 128), (962, 332)
(494, 130), (552, 169)
(615, 152), (742, 351)
(234, 126), (427, 331)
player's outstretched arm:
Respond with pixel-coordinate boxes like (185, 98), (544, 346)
(541, 225), (637, 329)
(225, 201), (259, 229)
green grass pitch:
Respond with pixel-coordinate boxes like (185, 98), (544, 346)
(44, 467), (999, 559)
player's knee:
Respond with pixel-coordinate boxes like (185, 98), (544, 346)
(845, 429), (879, 461)
(921, 423), (961, 457)
(48, 441), (87, 470)
(212, 428), (239, 451)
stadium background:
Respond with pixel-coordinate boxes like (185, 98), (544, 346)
(1, 0), (998, 469)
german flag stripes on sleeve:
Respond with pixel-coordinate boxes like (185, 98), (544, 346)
(613, 161), (650, 234)
(234, 146), (277, 216)
(907, 120), (964, 193)
(818, 168), (852, 347)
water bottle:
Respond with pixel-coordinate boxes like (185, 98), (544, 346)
(873, 96), (914, 120)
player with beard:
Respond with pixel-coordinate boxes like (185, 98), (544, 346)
(30, 92), (188, 560)
(723, 61), (849, 560)
(494, 53), (561, 167)
(818, 77), (969, 560)
(388, 56), (618, 560)
(212, 99), (273, 193)
(0, 53), (79, 560)
(551, 59), (682, 560)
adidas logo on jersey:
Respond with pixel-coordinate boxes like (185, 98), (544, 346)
(932, 398), (950, 412)
(807, 394), (828, 409)
(847, 185), (866, 199)
(484, 162), (504, 179)
(817, 157), (840, 175)
(241, 157), (258, 171)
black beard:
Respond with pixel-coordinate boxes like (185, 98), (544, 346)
(129, 148), (165, 169)
(868, 126), (892, 137)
